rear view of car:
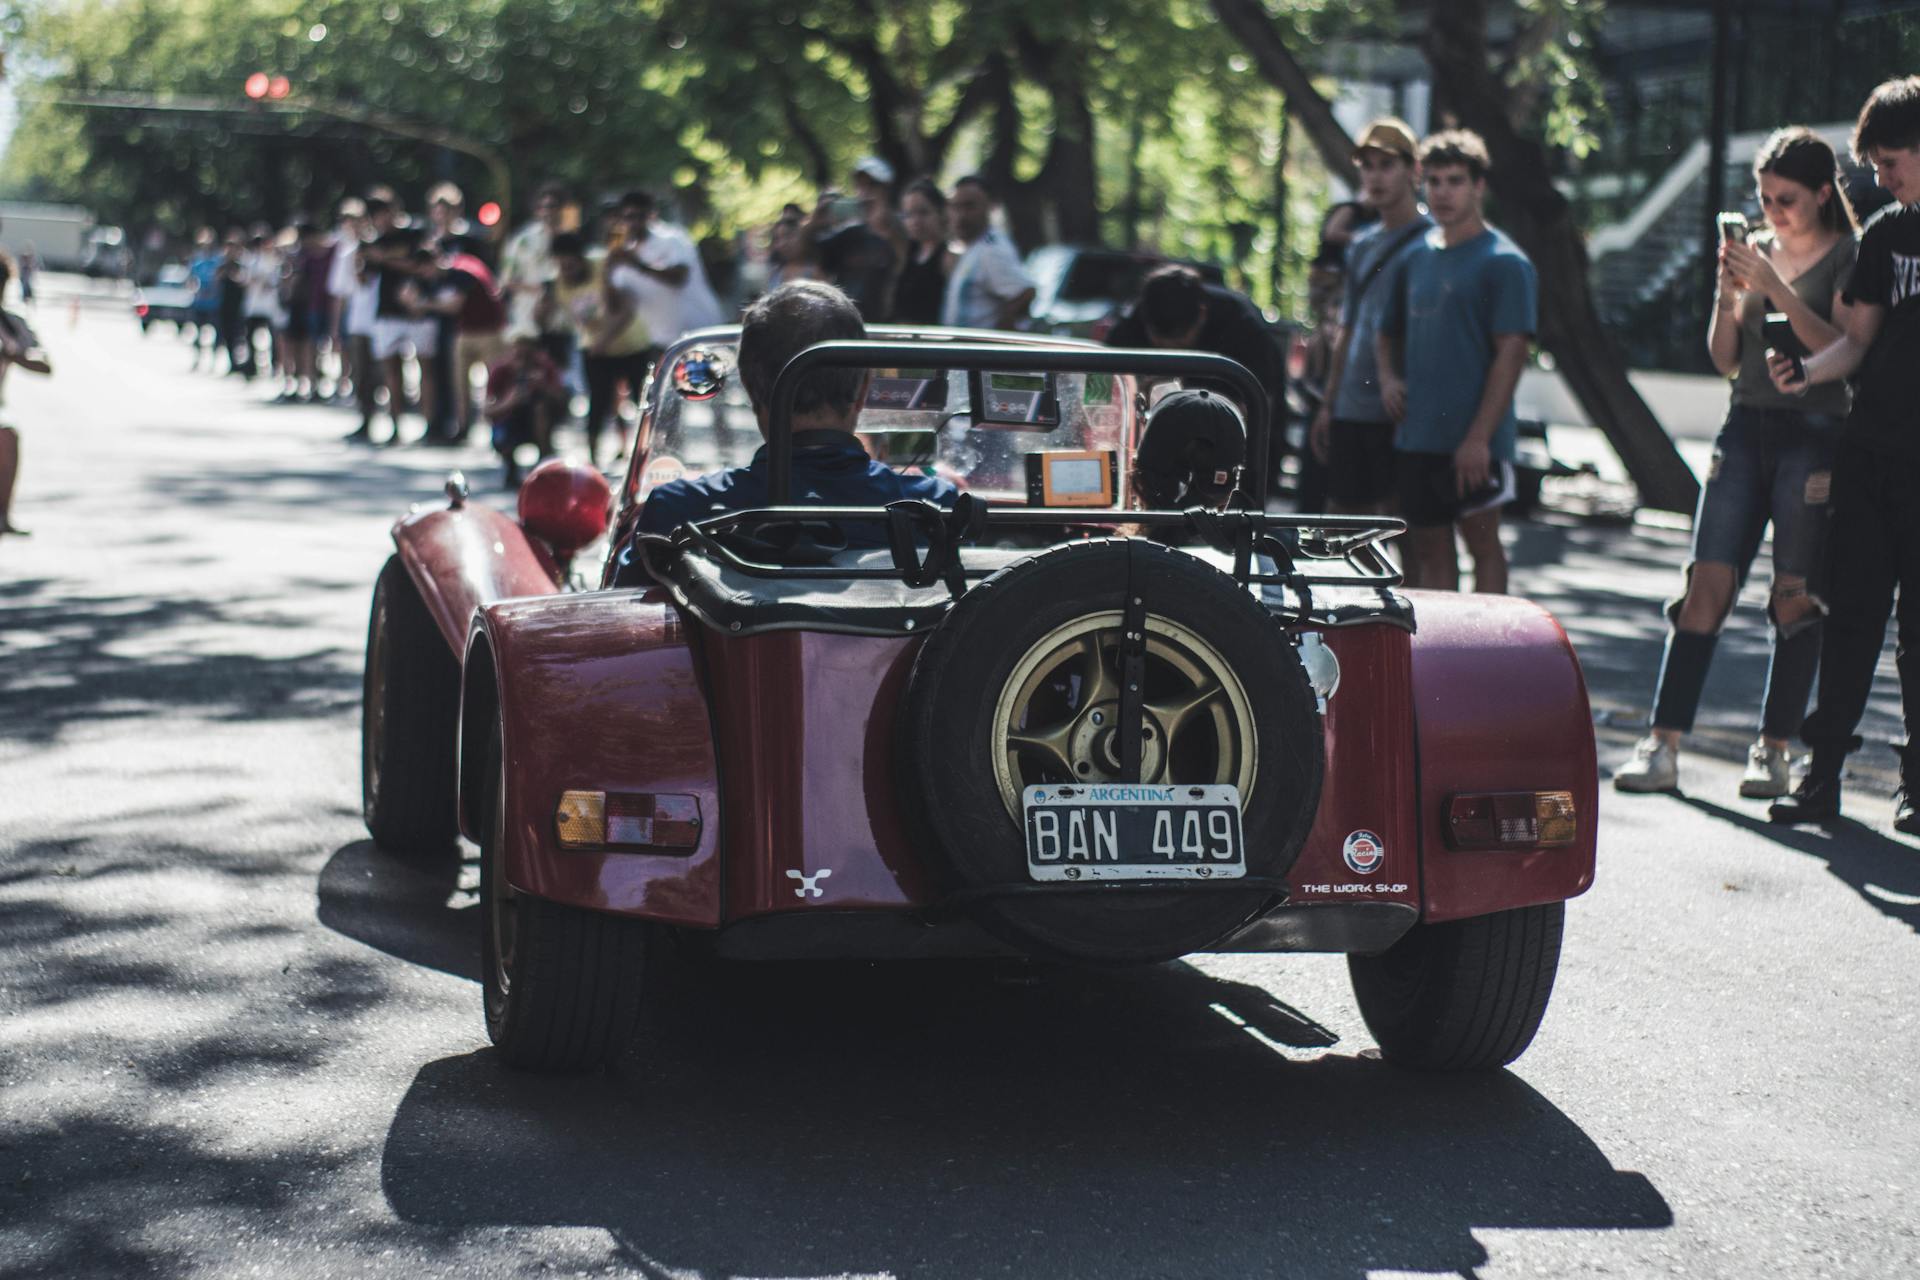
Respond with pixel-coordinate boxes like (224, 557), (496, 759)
(358, 329), (1597, 1077)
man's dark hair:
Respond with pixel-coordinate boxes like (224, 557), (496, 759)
(1853, 75), (1920, 162)
(1138, 265), (1209, 337)
(618, 189), (656, 216)
(1419, 129), (1493, 182)
(738, 280), (867, 416)
(534, 180), (571, 205)
(293, 220), (318, 238)
(364, 196), (393, 217)
(953, 173), (994, 200)
(549, 231), (586, 258)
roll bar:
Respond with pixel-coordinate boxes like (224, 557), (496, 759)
(764, 341), (1273, 506)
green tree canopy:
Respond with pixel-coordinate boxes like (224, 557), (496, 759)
(3, 0), (1371, 313)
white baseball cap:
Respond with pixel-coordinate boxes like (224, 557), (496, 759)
(852, 155), (895, 186)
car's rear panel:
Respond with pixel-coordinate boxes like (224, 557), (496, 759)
(694, 616), (1431, 945)
(472, 591), (725, 927)
(1402, 591), (1599, 922)
(697, 628), (936, 918)
(476, 579), (1594, 952)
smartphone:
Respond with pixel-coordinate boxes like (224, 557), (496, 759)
(1716, 211), (1750, 247)
(1763, 312), (1806, 381)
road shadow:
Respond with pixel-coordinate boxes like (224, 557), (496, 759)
(315, 839), (478, 981)
(1680, 794), (1920, 932)
(0, 577), (358, 746)
(381, 957), (1670, 1279)
(1506, 514), (1909, 775)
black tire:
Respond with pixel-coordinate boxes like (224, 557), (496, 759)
(901, 539), (1323, 963)
(361, 555), (461, 855)
(478, 725), (649, 1071)
(1348, 902), (1565, 1072)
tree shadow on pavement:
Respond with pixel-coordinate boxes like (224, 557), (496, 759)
(0, 834), (399, 1280)
(381, 955), (1671, 1280)
(1681, 794), (1920, 932)
(0, 578), (358, 746)
(316, 839), (478, 982)
(1507, 514), (1909, 773)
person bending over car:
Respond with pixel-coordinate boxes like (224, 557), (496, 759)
(1105, 265), (1285, 444)
(637, 280), (956, 546)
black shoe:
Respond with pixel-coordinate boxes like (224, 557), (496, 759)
(1769, 773), (1842, 824)
(342, 425), (373, 444)
(1894, 787), (1920, 836)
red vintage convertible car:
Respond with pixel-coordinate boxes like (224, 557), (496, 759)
(362, 326), (1596, 1073)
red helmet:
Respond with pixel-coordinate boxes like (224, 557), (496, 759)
(517, 460), (611, 558)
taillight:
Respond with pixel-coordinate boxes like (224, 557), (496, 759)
(136, 303), (149, 317)
(1446, 791), (1577, 850)
(554, 790), (702, 851)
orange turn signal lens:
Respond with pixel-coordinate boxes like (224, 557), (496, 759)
(554, 790), (702, 851)
(1446, 791), (1577, 850)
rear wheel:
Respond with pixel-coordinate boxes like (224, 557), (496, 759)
(1348, 903), (1565, 1071)
(362, 555), (461, 854)
(479, 724), (649, 1072)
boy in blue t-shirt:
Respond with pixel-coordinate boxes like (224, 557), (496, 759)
(1378, 129), (1538, 593)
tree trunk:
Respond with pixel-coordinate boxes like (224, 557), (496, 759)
(1031, 54), (1101, 245)
(1208, 0), (1357, 187)
(1272, 102), (1290, 306)
(1122, 108), (1146, 248)
(1424, 0), (1698, 512)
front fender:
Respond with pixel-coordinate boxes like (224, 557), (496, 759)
(460, 590), (722, 928)
(392, 503), (562, 655)
(1408, 591), (1598, 923)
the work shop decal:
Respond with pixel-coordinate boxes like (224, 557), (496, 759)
(1296, 829), (1409, 896)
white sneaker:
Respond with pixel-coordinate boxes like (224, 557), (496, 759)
(1614, 735), (1679, 793)
(1739, 740), (1793, 799)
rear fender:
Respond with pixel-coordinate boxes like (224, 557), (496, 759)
(392, 503), (562, 655)
(1407, 591), (1598, 922)
(460, 590), (722, 928)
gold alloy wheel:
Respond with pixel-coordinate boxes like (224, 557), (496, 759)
(989, 611), (1258, 819)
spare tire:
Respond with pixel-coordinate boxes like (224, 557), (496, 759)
(900, 539), (1322, 962)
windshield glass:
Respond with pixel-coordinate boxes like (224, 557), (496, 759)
(628, 335), (1138, 508)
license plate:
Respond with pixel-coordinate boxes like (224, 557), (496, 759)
(1022, 784), (1245, 882)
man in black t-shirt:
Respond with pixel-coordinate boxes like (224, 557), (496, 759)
(1767, 76), (1920, 828)
(1106, 265), (1286, 468)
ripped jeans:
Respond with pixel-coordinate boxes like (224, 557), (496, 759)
(1649, 404), (1839, 738)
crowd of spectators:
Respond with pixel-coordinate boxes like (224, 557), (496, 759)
(162, 163), (1050, 487)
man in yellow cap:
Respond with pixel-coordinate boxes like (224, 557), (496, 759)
(1310, 117), (1432, 516)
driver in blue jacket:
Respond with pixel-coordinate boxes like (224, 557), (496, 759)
(638, 280), (956, 543)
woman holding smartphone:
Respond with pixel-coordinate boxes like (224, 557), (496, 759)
(1616, 127), (1858, 797)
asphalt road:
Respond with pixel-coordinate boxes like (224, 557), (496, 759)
(3, 279), (1917, 1279)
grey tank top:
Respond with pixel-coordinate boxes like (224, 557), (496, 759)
(1733, 233), (1856, 417)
